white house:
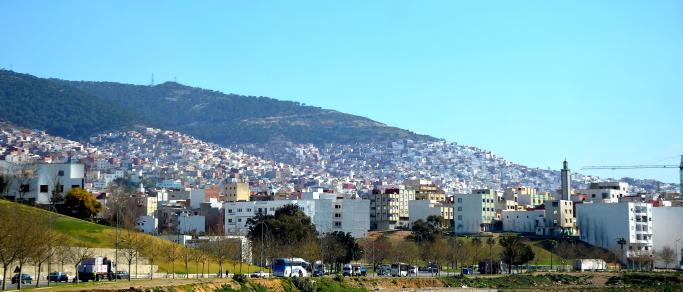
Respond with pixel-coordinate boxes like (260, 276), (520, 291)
(502, 209), (544, 234)
(178, 212), (206, 234)
(453, 189), (497, 234)
(5, 162), (85, 204)
(136, 215), (158, 234)
(576, 202), (654, 267)
(652, 206), (683, 269)
(224, 198), (370, 238)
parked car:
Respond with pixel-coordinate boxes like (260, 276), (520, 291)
(408, 265), (418, 275)
(377, 264), (391, 276)
(250, 270), (269, 278)
(312, 269), (324, 277)
(11, 274), (32, 284)
(342, 264), (353, 276)
(47, 272), (72, 282)
(115, 271), (129, 280)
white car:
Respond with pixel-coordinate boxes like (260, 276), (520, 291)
(250, 270), (269, 278)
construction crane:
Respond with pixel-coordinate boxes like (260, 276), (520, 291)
(582, 155), (683, 196)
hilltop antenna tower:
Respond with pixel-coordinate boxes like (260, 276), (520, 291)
(150, 73), (155, 86)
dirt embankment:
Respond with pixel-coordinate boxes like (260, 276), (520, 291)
(343, 277), (446, 290)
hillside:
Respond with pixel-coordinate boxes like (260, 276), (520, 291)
(0, 70), (138, 140)
(57, 77), (435, 145)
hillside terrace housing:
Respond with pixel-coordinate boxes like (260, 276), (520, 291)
(1, 124), (683, 269)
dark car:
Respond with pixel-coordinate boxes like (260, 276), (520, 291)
(47, 272), (71, 282)
(11, 273), (32, 284)
(115, 271), (129, 280)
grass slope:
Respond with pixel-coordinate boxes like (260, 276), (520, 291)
(0, 200), (258, 273)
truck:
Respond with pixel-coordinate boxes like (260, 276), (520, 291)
(573, 259), (607, 272)
(77, 257), (116, 282)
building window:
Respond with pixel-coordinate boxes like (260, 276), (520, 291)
(457, 207), (462, 211)
(237, 208), (242, 212)
(58, 170), (64, 176)
(334, 213), (341, 218)
(335, 204), (341, 209)
(228, 219), (233, 223)
(237, 218), (242, 222)
(334, 222), (342, 227)
(457, 198), (462, 203)
(458, 215), (462, 220)
(40, 185), (48, 193)
(228, 209), (233, 213)
(247, 208), (251, 212)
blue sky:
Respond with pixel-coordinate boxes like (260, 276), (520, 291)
(1, 1), (682, 183)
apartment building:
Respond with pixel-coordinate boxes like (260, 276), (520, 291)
(369, 186), (416, 230)
(536, 200), (577, 236)
(224, 182), (250, 202)
(453, 189), (497, 234)
(576, 202), (654, 267)
(224, 198), (370, 238)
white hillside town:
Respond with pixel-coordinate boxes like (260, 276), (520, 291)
(1, 121), (682, 289)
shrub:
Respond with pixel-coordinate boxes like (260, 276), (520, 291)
(232, 273), (248, 284)
(292, 277), (317, 292)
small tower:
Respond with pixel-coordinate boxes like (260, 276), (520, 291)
(560, 159), (571, 200)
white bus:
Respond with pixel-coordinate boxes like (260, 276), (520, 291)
(391, 262), (409, 277)
(272, 258), (311, 277)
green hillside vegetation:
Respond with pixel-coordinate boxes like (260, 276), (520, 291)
(0, 70), (138, 140)
(0, 70), (434, 145)
(0, 200), (257, 274)
(59, 79), (434, 145)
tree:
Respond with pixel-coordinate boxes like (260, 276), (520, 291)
(471, 237), (483, 265)
(246, 204), (318, 259)
(68, 244), (94, 284)
(118, 229), (145, 281)
(63, 187), (102, 220)
(656, 246), (676, 269)
(163, 244), (181, 278)
(30, 220), (61, 288)
(207, 237), (239, 277)
(0, 205), (23, 291)
(49, 174), (65, 208)
(361, 235), (391, 273)
(15, 163), (36, 203)
(485, 237), (496, 274)
(0, 174), (11, 199)
(445, 237), (465, 273)
(499, 234), (535, 274)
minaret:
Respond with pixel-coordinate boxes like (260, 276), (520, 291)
(560, 159), (571, 200)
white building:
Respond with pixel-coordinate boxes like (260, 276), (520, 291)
(136, 215), (158, 234)
(502, 209), (544, 234)
(224, 198), (370, 238)
(574, 182), (630, 204)
(408, 200), (453, 225)
(576, 202), (654, 267)
(536, 200), (577, 237)
(178, 212), (206, 234)
(453, 189), (497, 234)
(651, 206), (683, 269)
(5, 162), (85, 204)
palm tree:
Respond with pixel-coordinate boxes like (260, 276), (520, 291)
(547, 240), (557, 271)
(617, 237), (627, 269)
(486, 237), (496, 274)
